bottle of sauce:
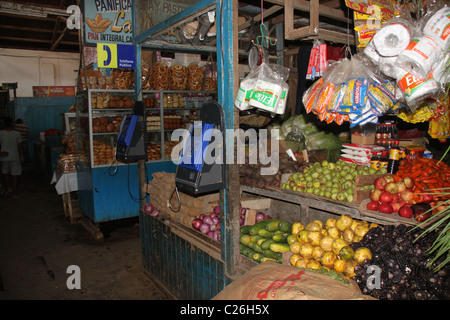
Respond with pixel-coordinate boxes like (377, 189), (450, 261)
(387, 141), (401, 174)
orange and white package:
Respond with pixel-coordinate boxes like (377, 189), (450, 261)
(313, 82), (335, 114)
(302, 78), (323, 113)
(318, 109), (338, 124)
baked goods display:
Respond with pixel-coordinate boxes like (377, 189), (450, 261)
(164, 115), (182, 130)
(163, 93), (185, 108)
(113, 69), (134, 90)
(169, 64), (188, 90)
(77, 60), (218, 167)
(204, 76), (217, 91)
(147, 141), (179, 161)
(56, 153), (88, 173)
(146, 115), (161, 131)
(93, 140), (115, 165)
(150, 62), (169, 90)
(143, 97), (156, 108)
(92, 116), (123, 133)
(187, 63), (204, 91)
(91, 93), (133, 109)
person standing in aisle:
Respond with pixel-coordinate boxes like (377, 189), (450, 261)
(0, 117), (24, 199)
(14, 119), (29, 162)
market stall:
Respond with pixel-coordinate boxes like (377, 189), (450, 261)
(134, 0), (449, 300)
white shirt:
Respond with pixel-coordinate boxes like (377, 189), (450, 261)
(0, 129), (22, 161)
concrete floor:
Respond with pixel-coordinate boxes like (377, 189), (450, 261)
(0, 162), (171, 300)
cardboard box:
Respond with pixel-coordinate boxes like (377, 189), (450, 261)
(351, 133), (375, 145)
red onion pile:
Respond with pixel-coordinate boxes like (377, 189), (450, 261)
(143, 202), (160, 217)
(192, 206), (221, 242)
(239, 206), (272, 226)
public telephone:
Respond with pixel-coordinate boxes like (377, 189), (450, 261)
(173, 102), (226, 197)
(115, 102), (146, 162)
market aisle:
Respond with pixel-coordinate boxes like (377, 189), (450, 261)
(0, 162), (171, 300)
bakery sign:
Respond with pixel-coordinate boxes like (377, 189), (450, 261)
(84, 0), (133, 44)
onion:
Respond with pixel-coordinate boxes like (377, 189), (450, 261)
(150, 209), (160, 217)
(199, 223), (210, 234)
(192, 218), (202, 230)
(213, 206), (220, 214)
(255, 212), (265, 222)
(202, 216), (213, 225)
(209, 212), (217, 219)
(240, 207), (246, 216)
(240, 217), (244, 226)
(199, 214), (205, 220)
(212, 216), (220, 226)
(210, 223), (217, 231)
(206, 231), (214, 238)
(143, 203), (154, 214)
(213, 230), (220, 241)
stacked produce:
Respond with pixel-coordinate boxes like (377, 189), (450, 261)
(288, 214), (374, 278)
(281, 160), (378, 203)
(144, 171), (220, 227)
(351, 224), (450, 300)
(239, 153), (306, 189)
(191, 205), (222, 242)
(240, 219), (293, 264)
(364, 159), (449, 222)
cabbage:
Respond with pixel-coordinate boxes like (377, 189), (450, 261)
(285, 131), (306, 153)
(305, 131), (342, 151)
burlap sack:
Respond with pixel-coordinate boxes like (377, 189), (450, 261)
(213, 261), (375, 300)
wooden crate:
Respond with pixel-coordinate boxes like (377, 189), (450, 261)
(353, 174), (384, 203)
(359, 199), (440, 227)
(280, 173), (384, 205)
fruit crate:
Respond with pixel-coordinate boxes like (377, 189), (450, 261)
(280, 173), (384, 205)
(359, 199), (440, 227)
(353, 174), (385, 203)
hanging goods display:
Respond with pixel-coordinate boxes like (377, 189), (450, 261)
(372, 18), (413, 57)
(234, 62), (290, 115)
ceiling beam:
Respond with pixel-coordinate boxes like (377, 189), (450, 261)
(0, 0), (70, 18)
(264, 0), (351, 24)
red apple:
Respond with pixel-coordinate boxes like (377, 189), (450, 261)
(370, 188), (383, 202)
(366, 201), (380, 211)
(374, 177), (387, 190)
(400, 189), (414, 202)
(391, 193), (400, 203)
(379, 191), (393, 203)
(396, 181), (406, 193)
(403, 176), (415, 189)
(398, 205), (414, 218)
(383, 174), (395, 183)
(379, 203), (394, 214)
(384, 182), (399, 194)
(414, 211), (431, 222)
